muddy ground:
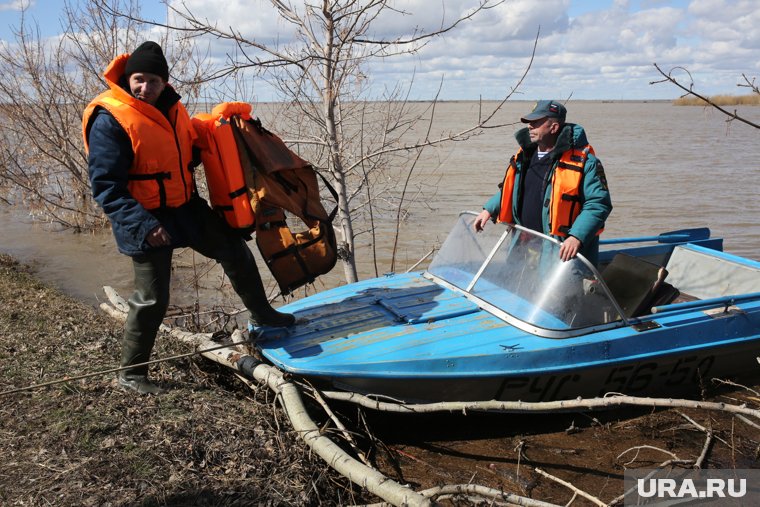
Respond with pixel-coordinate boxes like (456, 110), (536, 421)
(2, 252), (759, 506)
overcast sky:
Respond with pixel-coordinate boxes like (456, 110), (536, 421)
(1, 0), (758, 101)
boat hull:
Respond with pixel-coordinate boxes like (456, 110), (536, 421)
(314, 339), (760, 403)
(257, 218), (760, 404)
(257, 272), (760, 403)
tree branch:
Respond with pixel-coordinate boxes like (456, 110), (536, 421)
(652, 63), (760, 129)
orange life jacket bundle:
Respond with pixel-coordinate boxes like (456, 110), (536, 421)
(192, 103), (255, 229)
(193, 102), (338, 295)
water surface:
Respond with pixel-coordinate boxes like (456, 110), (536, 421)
(2, 101), (758, 307)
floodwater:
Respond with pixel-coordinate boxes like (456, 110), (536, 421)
(1, 101), (759, 308)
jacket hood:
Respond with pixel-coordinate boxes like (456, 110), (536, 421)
(555, 123), (589, 152)
(102, 54), (135, 103)
(101, 53), (181, 115)
(514, 123), (590, 158)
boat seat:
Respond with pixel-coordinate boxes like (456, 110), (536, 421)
(649, 281), (681, 309)
(601, 253), (668, 318)
(665, 244), (760, 300)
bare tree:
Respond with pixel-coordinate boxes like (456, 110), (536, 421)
(0, 0), (204, 230)
(93, 0), (530, 284)
(652, 63), (760, 130)
(1, 0), (534, 286)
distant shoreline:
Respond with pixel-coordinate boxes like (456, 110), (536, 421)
(404, 99), (677, 104)
(401, 98), (758, 105)
(238, 95), (760, 106)
(673, 94), (760, 106)
(252, 98), (677, 105)
(214, 97), (760, 111)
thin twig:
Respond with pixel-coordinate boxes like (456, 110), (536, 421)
(533, 468), (605, 507)
(713, 378), (760, 397)
(307, 384), (371, 466)
(617, 445), (679, 466)
(652, 63), (760, 129)
(319, 390), (760, 422)
(695, 431), (714, 469)
(735, 414), (760, 430)
(0, 322), (248, 396)
(675, 410), (730, 449)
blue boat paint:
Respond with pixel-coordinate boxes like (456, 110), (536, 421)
(652, 292), (760, 314)
(599, 227), (711, 245)
(256, 213), (760, 403)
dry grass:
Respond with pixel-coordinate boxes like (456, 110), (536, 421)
(4, 253), (760, 506)
(673, 94), (760, 106)
(0, 253), (360, 506)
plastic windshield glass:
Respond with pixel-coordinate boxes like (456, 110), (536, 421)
(427, 213), (622, 331)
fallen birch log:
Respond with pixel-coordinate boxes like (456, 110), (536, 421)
(103, 286), (760, 507)
(198, 346), (431, 506)
(359, 484), (561, 507)
(418, 484), (560, 507)
(101, 289), (430, 507)
(318, 389), (760, 422)
(534, 467), (605, 507)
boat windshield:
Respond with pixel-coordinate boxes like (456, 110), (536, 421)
(426, 212), (623, 332)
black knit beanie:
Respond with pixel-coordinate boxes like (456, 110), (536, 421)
(125, 41), (169, 81)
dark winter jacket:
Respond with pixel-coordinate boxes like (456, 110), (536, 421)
(84, 82), (205, 256)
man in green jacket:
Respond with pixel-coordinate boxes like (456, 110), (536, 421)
(474, 100), (612, 265)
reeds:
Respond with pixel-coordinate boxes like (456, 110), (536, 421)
(673, 94), (760, 106)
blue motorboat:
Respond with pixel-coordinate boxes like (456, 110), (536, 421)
(256, 212), (760, 403)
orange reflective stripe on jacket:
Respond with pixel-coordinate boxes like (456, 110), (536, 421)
(191, 102), (255, 229)
(82, 54), (195, 210)
(497, 144), (603, 237)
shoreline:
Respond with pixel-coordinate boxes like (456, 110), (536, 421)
(3, 251), (760, 505)
(0, 252), (354, 505)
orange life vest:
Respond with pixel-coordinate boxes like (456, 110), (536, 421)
(191, 102), (255, 229)
(192, 103), (338, 295)
(82, 54), (196, 210)
(497, 144), (602, 237)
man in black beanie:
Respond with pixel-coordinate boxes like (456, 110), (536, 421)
(125, 41), (169, 81)
(82, 42), (295, 395)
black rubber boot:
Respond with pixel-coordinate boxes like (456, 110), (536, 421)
(221, 251), (295, 327)
(118, 373), (168, 395)
(249, 306), (296, 327)
(118, 251), (172, 393)
(186, 200), (296, 328)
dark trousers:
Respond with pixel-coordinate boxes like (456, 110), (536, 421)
(120, 201), (272, 379)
